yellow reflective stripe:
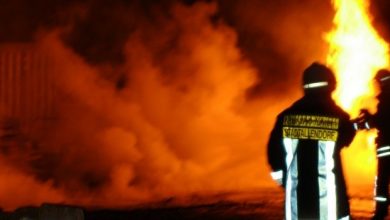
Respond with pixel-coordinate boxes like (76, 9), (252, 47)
(283, 115), (339, 129)
(283, 127), (338, 141)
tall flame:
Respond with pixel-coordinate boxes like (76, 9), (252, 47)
(326, 0), (389, 116)
(326, 0), (389, 184)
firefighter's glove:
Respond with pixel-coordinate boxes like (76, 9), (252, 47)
(352, 109), (372, 130)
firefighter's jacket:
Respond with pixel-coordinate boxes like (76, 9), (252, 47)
(373, 90), (390, 149)
(267, 93), (355, 220)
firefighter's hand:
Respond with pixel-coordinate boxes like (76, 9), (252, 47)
(359, 109), (371, 119)
(352, 109), (372, 130)
(270, 170), (284, 187)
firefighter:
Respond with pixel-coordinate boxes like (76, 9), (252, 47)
(267, 62), (356, 220)
(357, 69), (390, 220)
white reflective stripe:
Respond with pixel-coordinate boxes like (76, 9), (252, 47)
(318, 141), (327, 220)
(284, 138), (293, 220)
(364, 122), (370, 129)
(375, 196), (387, 202)
(377, 152), (390, 158)
(353, 123), (358, 130)
(283, 138), (299, 220)
(377, 146), (390, 152)
(374, 176), (378, 198)
(339, 215), (349, 220)
(325, 141), (337, 220)
(377, 145), (390, 157)
(374, 175), (387, 202)
(380, 76), (390, 82)
(303, 81), (329, 89)
(271, 170), (283, 180)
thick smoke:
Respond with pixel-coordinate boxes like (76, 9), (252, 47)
(217, 0), (334, 97)
(371, 0), (390, 42)
(0, 0), (349, 210)
(0, 1), (261, 209)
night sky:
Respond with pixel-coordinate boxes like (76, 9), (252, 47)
(1, 0), (389, 97)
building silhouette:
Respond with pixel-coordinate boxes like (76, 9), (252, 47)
(0, 43), (57, 139)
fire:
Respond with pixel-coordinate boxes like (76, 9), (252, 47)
(326, 0), (389, 184)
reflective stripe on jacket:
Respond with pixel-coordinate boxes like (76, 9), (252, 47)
(267, 95), (355, 219)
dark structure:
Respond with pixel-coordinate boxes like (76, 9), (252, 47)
(0, 43), (57, 145)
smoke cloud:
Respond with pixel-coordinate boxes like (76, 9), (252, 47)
(217, 0), (334, 97)
(0, 0), (370, 210)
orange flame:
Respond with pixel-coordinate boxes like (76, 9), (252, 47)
(326, 0), (389, 116)
(326, 0), (389, 184)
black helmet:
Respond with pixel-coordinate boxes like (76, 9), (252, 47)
(302, 62), (336, 93)
(375, 69), (390, 88)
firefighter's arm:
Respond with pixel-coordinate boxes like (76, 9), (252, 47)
(267, 115), (286, 187)
(340, 116), (357, 147)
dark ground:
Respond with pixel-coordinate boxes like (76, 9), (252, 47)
(0, 186), (384, 220)
(84, 188), (285, 220)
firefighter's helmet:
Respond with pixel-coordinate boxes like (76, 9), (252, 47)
(302, 62), (336, 93)
(375, 69), (390, 88)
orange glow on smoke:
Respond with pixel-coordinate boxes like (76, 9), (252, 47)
(0, 2), (266, 211)
(326, 0), (389, 183)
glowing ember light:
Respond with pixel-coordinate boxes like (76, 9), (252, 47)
(326, 0), (389, 185)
